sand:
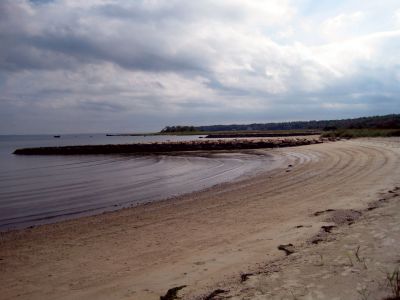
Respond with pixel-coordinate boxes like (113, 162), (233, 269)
(215, 189), (400, 300)
(1, 138), (400, 300)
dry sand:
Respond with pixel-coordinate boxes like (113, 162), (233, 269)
(1, 138), (400, 300)
(216, 189), (400, 300)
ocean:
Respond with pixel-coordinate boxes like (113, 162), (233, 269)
(0, 134), (275, 230)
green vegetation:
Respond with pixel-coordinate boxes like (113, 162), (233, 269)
(160, 126), (197, 133)
(321, 129), (400, 139)
(158, 129), (319, 136)
(160, 114), (400, 133)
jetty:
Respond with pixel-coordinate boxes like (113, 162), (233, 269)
(13, 137), (323, 155)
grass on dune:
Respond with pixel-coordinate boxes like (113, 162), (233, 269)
(321, 129), (400, 139)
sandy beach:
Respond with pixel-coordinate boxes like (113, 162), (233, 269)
(1, 138), (400, 300)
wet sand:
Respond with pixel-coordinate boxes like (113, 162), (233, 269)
(1, 138), (400, 300)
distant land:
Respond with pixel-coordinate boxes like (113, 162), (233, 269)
(160, 114), (400, 133)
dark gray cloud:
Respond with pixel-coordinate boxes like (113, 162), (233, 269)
(0, 0), (399, 134)
(0, 1), (215, 73)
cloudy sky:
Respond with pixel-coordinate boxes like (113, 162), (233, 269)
(1, 0), (400, 134)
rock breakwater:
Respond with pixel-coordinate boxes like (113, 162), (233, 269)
(13, 138), (323, 155)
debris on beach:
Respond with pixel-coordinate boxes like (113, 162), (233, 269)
(203, 289), (228, 300)
(240, 272), (254, 282)
(160, 285), (186, 300)
(313, 209), (335, 217)
(277, 244), (295, 255)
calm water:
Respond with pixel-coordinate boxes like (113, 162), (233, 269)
(0, 134), (277, 230)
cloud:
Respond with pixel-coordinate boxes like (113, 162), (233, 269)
(1, 0), (293, 73)
(0, 0), (399, 134)
(394, 10), (400, 27)
(321, 11), (365, 41)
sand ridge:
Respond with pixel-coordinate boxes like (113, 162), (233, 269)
(1, 138), (400, 299)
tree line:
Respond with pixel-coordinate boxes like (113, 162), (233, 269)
(160, 114), (400, 133)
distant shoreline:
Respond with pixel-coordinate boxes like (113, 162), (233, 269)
(205, 132), (320, 138)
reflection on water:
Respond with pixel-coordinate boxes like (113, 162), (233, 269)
(0, 134), (276, 230)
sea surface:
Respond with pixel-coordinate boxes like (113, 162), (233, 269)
(0, 134), (277, 230)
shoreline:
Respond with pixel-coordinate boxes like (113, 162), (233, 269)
(1, 149), (284, 232)
(1, 138), (400, 300)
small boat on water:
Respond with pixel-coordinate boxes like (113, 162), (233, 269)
(53, 135), (61, 138)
